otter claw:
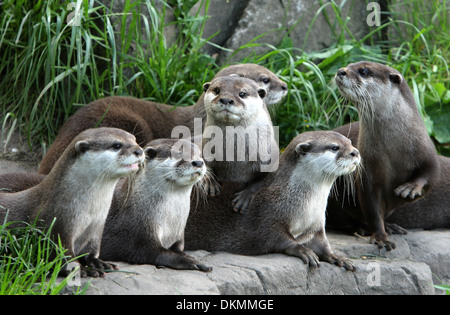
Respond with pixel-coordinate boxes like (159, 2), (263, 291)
(394, 183), (423, 200)
(370, 234), (396, 251)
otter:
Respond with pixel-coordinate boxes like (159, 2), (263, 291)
(38, 64), (287, 175)
(328, 122), (449, 231)
(0, 128), (145, 277)
(100, 139), (211, 272)
(328, 62), (440, 250)
(199, 76), (279, 212)
(185, 131), (360, 271)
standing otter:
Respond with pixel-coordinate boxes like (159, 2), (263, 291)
(328, 62), (440, 250)
(100, 139), (211, 272)
(185, 131), (360, 271)
(38, 64), (287, 175)
(199, 76), (279, 212)
(329, 122), (450, 231)
(387, 154), (450, 229)
(0, 128), (145, 277)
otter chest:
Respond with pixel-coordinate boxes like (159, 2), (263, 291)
(152, 194), (191, 249)
(287, 186), (329, 240)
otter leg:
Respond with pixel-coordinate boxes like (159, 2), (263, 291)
(154, 246), (212, 272)
(305, 229), (355, 271)
(359, 187), (396, 251)
(273, 230), (320, 268)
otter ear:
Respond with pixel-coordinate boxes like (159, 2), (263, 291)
(389, 73), (402, 85)
(203, 82), (211, 93)
(75, 141), (89, 154)
(295, 143), (311, 155)
(144, 147), (158, 160)
(258, 88), (267, 99)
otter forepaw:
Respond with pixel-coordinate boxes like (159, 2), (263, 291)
(232, 190), (255, 214)
(203, 178), (221, 197)
(285, 244), (320, 268)
(370, 233), (396, 251)
(78, 256), (118, 278)
(320, 253), (356, 271)
(394, 182), (423, 200)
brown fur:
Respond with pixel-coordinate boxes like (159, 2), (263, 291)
(328, 62), (440, 250)
(328, 122), (449, 230)
(100, 139), (211, 272)
(185, 131), (359, 271)
(199, 76), (279, 212)
(0, 128), (144, 277)
(38, 64), (287, 175)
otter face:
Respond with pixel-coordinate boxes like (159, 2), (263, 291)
(73, 128), (144, 179)
(335, 61), (403, 107)
(203, 76), (267, 125)
(293, 131), (360, 180)
(144, 139), (206, 187)
(214, 64), (288, 105)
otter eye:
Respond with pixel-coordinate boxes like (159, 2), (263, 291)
(330, 146), (340, 152)
(112, 142), (123, 151)
(239, 92), (247, 98)
(213, 87), (220, 95)
(358, 68), (370, 76)
(260, 77), (270, 84)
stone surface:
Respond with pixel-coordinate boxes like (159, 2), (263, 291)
(60, 230), (448, 295)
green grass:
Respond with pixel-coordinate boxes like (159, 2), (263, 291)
(434, 284), (450, 295)
(0, 214), (89, 295)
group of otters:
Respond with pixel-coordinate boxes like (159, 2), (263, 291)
(0, 62), (448, 278)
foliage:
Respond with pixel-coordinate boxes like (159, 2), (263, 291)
(0, 215), (88, 295)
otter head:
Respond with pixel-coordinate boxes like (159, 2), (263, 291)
(203, 76), (267, 125)
(214, 63), (288, 105)
(71, 127), (144, 179)
(334, 61), (414, 116)
(287, 131), (360, 183)
(144, 139), (206, 187)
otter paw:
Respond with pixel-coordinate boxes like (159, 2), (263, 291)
(203, 178), (221, 197)
(394, 183), (423, 200)
(232, 190), (255, 214)
(321, 253), (356, 271)
(196, 263), (213, 273)
(78, 256), (118, 277)
(370, 233), (396, 251)
(286, 245), (320, 268)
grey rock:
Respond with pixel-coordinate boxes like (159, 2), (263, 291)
(218, 0), (371, 63)
(69, 231), (446, 295)
(403, 230), (450, 286)
(191, 0), (250, 55)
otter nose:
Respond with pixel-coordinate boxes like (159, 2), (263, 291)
(191, 160), (204, 168)
(134, 148), (143, 157)
(350, 149), (359, 157)
(337, 69), (347, 77)
(219, 98), (234, 106)
(281, 84), (288, 91)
